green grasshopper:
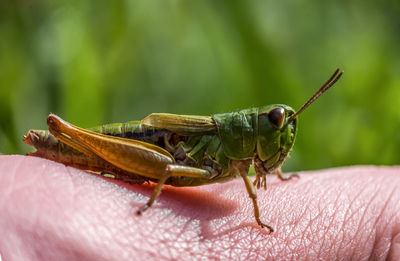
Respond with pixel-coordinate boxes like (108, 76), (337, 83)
(24, 69), (343, 232)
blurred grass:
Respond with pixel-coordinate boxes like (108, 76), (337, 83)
(1, 0), (399, 171)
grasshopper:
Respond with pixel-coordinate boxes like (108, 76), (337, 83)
(24, 69), (343, 232)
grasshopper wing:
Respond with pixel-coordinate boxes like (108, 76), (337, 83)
(142, 113), (217, 135)
(47, 114), (175, 179)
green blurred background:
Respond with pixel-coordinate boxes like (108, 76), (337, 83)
(1, 1), (399, 172)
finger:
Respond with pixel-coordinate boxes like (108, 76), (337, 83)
(0, 155), (399, 260)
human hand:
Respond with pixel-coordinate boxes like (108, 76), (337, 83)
(0, 155), (399, 260)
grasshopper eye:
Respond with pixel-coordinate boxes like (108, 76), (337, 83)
(268, 107), (285, 129)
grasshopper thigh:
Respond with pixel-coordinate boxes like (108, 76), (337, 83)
(166, 164), (213, 179)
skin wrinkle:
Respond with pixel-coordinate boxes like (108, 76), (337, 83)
(288, 195), (312, 255)
(14, 160), (51, 234)
(316, 183), (341, 258)
(385, 213), (400, 259)
(388, 220), (400, 260)
(321, 203), (342, 258)
(20, 218), (103, 261)
(6, 155), (29, 196)
(249, 240), (264, 260)
(300, 196), (321, 243)
(220, 225), (251, 259)
(329, 183), (350, 256)
(44, 173), (81, 242)
(147, 212), (168, 241)
(371, 216), (393, 260)
(162, 199), (214, 241)
(72, 174), (145, 259)
(241, 235), (254, 260)
(343, 179), (383, 259)
(162, 233), (175, 259)
(58, 164), (78, 211)
(171, 222), (194, 250)
(0, 155), (18, 208)
(185, 234), (199, 258)
(226, 236), (237, 260)
(335, 177), (372, 258)
(71, 186), (115, 249)
(11, 156), (36, 191)
(242, 230), (260, 259)
(265, 187), (295, 257)
(369, 186), (397, 260)
(267, 178), (299, 226)
(280, 178), (318, 257)
(175, 216), (193, 243)
(303, 208), (324, 260)
(327, 178), (359, 259)
(109, 222), (132, 253)
(246, 227), (266, 259)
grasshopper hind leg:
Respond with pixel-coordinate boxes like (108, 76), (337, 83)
(136, 164), (213, 215)
(136, 175), (168, 215)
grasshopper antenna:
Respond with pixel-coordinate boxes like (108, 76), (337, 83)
(288, 68), (343, 122)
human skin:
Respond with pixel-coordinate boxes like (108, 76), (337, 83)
(0, 155), (399, 260)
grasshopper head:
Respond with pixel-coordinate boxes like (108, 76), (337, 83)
(256, 68), (343, 173)
(256, 105), (297, 171)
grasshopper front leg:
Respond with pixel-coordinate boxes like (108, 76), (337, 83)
(275, 168), (299, 181)
(241, 175), (274, 232)
(46, 114), (213, 213)
(232, 160), (273, 232)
